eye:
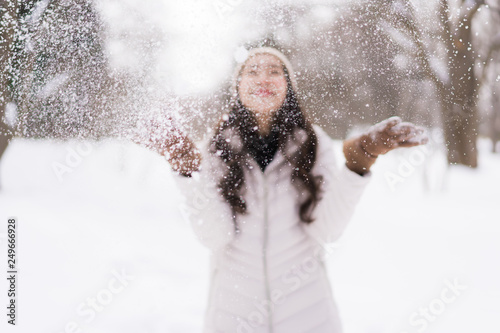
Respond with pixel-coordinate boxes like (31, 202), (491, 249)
(244, 70), (258, 76)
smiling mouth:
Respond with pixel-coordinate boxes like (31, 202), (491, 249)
(253, 89), (274, 97)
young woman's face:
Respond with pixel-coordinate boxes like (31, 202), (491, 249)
(238, 53), (288, 117)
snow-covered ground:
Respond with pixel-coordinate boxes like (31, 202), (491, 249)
(0, 135), (499, 333)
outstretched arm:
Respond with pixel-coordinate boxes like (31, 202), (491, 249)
(132, 117), (201, 177)
(343, 116), (428, 175)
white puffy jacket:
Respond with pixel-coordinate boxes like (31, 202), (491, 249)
(174, 125), (371, 333)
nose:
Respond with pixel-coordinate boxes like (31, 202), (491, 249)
(256, 72), (271, 85)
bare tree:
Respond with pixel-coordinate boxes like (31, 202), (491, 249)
(479, 5), (500, 152)
(490, 82), (500, 151)
(0, 0), (122, 188)
(0, 0), (17, 166)
(13, 0), (113, 139)
(0, 0), (40, 185)
(379, 0), (499, 167)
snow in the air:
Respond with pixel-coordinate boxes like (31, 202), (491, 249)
(1, 0), (499, 332)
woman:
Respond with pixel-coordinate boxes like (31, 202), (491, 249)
(142, 47), (426, 332)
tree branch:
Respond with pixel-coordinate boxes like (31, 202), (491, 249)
(383, 0), (446, 92)
(480, 32), (500, 83)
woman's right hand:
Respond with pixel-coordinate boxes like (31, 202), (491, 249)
(162, 133), (201, 177)
(133, 117), (201, 176)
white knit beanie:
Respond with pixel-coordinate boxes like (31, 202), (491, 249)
(231, 47), (298, 100)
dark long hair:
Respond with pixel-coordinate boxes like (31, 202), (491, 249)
(210, 69), (323, 224)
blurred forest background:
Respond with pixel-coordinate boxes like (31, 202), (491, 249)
(1, 0), (499, 173)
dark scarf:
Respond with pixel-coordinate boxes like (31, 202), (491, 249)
(245, 125), (280, 172)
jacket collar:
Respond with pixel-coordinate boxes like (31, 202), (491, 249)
(244, 137), (297, 176)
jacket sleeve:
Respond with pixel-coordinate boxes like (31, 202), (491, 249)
(301, 125), (371, 245)
(172, 140), (236, 252)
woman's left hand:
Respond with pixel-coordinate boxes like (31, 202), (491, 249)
(343, 116), (428, 175)
(360, 116), (428, 157)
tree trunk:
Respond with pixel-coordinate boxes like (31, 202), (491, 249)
(440, 98), (478, 167)
(0, 0), (17, 166)
(439, 1), (480, 168)
(491, 86), (500, 153)
(386, 0), (481, 167)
